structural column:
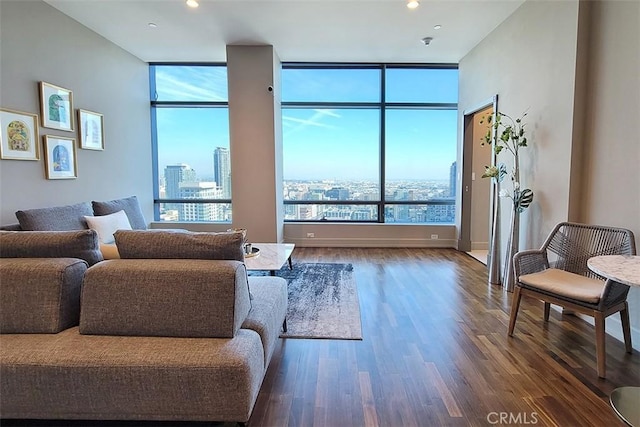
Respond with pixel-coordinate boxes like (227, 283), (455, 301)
(226, 45), (284, 242)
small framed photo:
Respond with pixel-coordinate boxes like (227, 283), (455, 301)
(43, 135), (77, 179)
(39, 81), (74, 131)
(0, 108), (40, 160)
(77, 109), (104, 150)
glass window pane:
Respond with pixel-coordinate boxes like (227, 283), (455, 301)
(284, 204), (378, 221)
(283, 108), (380, 201)
(158, 202), (232, 222)
(385, 68), (458, 103)
(156, 107), (231, 207)
(385, 109), (457, 202)
(282, 68), (380, 103)
(152, 65), (228, 102)
(384, 203), (454, 224)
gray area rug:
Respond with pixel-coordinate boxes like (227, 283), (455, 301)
(252, 263), (363, 340)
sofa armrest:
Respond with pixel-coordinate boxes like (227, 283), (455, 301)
(80, 259), (251, 338)
(0, 258), (87, 333)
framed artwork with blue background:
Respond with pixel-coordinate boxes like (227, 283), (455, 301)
(43, 135), (77, 179)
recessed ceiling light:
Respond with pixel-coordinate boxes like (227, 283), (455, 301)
(186, 0), (199, 8)
(421, 37), (433, 46)
(434, 25), (442, 30)
(407, 0), (419, 10)
(148, 22), (157, 28)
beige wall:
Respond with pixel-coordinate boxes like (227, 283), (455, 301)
(459, 0), (581, 253)
(460, 0), (639, 347)
(579, 0), (640, 347)
(0, 1), (152, 225)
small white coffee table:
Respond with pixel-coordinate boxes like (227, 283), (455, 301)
(244, 243), (295, 275)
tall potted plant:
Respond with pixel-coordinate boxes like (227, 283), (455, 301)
(481, 111), (534, 291)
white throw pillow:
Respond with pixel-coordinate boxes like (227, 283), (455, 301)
(84, 210), (132, 244)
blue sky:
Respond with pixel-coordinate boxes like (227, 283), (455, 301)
(154, 66), (458, 182)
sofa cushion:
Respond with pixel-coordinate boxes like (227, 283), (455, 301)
(0, 327), (265, 423)
(519, 268), (605, 304)
(79, 259), (252, 338)
(0, 230), (103, 266)
(92, 195), (147, 230)
(114, 229), (245, 261)
(84, 210), (132, 244)
(0, 258), (87, 333)
(15, 202), (93, 231)
(99, 243), (120, 259)
(0, 223), (22, 231)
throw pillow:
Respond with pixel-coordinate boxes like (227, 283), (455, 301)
(0, 230), (103, 266)
(84, 210), (132, 244)
(92, 195), (147, 230)
(114, 229), (245, 261)
(15, 202), (93, 231)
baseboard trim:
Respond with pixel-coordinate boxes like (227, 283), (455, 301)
(285, 237), (457, 248)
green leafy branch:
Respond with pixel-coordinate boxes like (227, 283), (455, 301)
(479, 111), (534, 212)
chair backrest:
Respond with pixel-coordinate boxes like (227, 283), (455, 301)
(542, 222), (636, 278)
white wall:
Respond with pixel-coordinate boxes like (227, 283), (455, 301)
(226, 45), (283, 243)
(0, 1), (152, 224)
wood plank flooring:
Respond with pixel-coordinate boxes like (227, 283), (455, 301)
(4, 248), (639, 426)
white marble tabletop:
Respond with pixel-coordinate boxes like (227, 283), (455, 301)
(587, 255), (640, 287)
(244, 243), (295, 272)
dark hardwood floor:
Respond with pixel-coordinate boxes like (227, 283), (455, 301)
(4, 248), (638, 426)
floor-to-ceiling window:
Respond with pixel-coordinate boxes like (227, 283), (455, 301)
(149, 64), (232, 222)
(281, 64), (458, 223)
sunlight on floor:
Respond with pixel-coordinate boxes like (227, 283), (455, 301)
(466, 250), (488, 265)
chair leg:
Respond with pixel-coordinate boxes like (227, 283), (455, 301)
(620, 302), (633, 354)
(595, 313), (606, 378)
(508, 286), (523, 336)
(543, 302), (551, 321)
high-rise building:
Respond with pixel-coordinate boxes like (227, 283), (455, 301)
(178, 181), (221, 221)
(449, 161), (457, 197)
(213, 147), (231, 199)
(164, 164), (196, 200)
(164, 164), (197, 211)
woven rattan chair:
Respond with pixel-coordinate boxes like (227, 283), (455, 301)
(508, 222), (636, 378)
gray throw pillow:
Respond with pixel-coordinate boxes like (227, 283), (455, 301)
(15, 202), (93, 231)
(0, 230), (104, 266)
(114, 229), (245, 261)
(92, 195), (147, 230)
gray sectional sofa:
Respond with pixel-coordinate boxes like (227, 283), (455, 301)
(0, 225), (288, 423)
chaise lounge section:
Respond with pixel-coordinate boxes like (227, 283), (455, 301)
(0, 229), (288, 424)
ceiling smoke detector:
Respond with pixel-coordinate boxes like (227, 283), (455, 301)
(421, 37), (433, 46)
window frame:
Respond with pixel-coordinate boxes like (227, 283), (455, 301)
(149, 63), (232, 222)
(281, 63), (458, 223)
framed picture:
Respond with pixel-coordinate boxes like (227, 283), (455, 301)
(39, 81), (74, 131)
(43, 135), (77, 179)
(77, 109), (104, 150)
(0, 108), (40, 160)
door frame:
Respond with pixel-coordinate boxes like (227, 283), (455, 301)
(458, 95), (498, 252)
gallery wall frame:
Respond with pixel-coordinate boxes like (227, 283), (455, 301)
(77, 109), (104, 150)
(43, 135), (77, 179)
(39, 81), (74, 132)
(0, 108), (40, 160)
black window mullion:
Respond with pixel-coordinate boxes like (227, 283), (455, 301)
(379, 64), (386, 223)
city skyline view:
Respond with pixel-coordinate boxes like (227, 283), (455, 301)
(152, 64), (458, 222)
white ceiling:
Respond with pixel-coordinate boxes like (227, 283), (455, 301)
(44, 0), (524, 64)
